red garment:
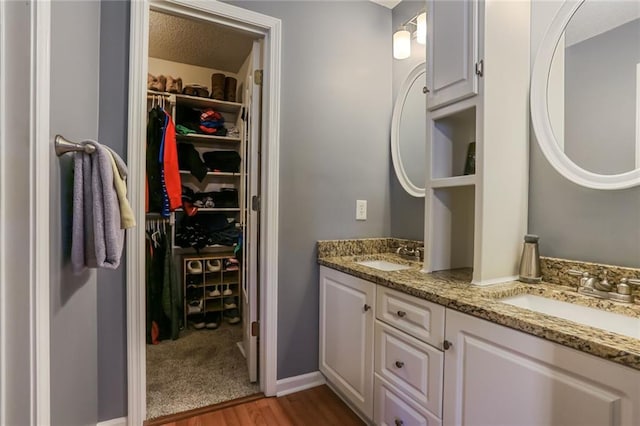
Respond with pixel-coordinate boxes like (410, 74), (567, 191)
(162, 112), (182, 211)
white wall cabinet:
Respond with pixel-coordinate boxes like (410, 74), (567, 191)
(426, 0), (479, 111)
(424, 0), (531, 285)
(319, 266), (375, 419)
(443, 309), (640, 426)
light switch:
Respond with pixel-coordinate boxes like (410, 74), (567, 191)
(356, 200), (367, 221)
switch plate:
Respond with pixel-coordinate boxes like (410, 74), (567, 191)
(356, 200), (367, 221)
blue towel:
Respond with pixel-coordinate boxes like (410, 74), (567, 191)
(71, 140), (125, 274)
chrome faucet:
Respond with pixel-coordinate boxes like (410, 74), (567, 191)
(396, 244), (423, 261)
(568, 269), (640, 304)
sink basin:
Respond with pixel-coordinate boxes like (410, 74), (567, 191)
(356, 260), (412, 272)
(501, 294), (640, 339)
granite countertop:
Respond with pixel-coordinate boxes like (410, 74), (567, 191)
(318, 249), (640, 371)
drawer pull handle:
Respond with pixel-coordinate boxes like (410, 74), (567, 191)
(363, 304), (371, 312)
(395, 419), (404, 426)
(443, 340), (452, 350)
(396, 310), (407, 318)
(395, 361), (404, 368)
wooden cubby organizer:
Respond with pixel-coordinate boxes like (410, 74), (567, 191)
(183, 253), (241, 327)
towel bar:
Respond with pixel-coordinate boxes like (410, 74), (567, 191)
(54, 135), (96, 156)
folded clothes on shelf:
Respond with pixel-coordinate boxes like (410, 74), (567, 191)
(202, 150), (241, 173)
(175, 214), (241, 250)
(177, 143), (208, 181)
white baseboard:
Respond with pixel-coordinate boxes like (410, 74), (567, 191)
(276, 371), (326, 397)
(96, 417), (127, 426)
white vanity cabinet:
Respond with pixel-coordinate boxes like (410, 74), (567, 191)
(426, 0), (479, 111)
(424, 0), (531, 285)
(319, 266), (375, 420)
(319, 268), (446, 423)
(374, 287), (446, 426)
(443, 309), (640, 426)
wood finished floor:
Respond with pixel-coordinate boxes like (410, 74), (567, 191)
(159, 385), (365, 426)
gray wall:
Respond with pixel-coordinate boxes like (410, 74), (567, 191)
(529, 1), (640, 268)
(564, 18), (640, 175)
(49, 1), (101, 424)
(227, 0), (393, 378)
(97, 1), (130, 421)
(390, 0), (426, 240)
(2, 2), (33, 423)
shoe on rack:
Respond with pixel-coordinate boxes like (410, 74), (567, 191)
(223, 297), (237, 310)
(224, 258), (239, 271)
(205, 312), (221, 329)
(206, 259), (222, 272)
(224, 308), (241, 325)
(187, 299), (203, 314)
(186, 260), (203, 274)
(222, 285), (233, 296)
(208, 286), (221, 297)
(189, 314), (206, 330)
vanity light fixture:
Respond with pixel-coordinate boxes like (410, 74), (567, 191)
(393, 26), (411, 59)
(393, 11), (427, 59)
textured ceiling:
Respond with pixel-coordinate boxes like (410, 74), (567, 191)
(149, 11), (256, 73)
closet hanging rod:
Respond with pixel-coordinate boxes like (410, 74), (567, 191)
(54, 134), (96, 157)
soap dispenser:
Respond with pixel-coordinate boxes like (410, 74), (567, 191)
(519, 234), (541, 283)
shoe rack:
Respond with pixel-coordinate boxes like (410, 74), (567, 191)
(183, 254), (241, 329)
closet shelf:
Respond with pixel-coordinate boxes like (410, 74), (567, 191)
(430, 175), (476, 189)
(205, 290), (239, 301)
(175, 93), (243, 114)
(177, 133), (241, 143)
(179, 170), (241, 177)
(175, 207), (241, 213)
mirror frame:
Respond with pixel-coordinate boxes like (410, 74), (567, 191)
(531, 0), (640, 190)
(391, 62), (426, 197)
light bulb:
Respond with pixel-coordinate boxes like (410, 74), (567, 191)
(393, 27), (411, 59)
(417, 12), (426, 45)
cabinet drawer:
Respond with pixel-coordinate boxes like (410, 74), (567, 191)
(375, 320), (443, 417)
(376, 286), (445, 347)
(374, 376), (442, 426)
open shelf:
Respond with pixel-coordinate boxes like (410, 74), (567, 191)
(429, 186), (475, 272)
(174, 93), (242, 113)
(175, 207), (240, 213)
(430, 175), (476, 189)
(431, 106), (476, 179)
(179, 170), (241, 177)
(177, 133), (241, 144)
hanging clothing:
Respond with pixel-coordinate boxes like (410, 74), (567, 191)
(146, 106), (182, 217)
(146, 226), (181, 343)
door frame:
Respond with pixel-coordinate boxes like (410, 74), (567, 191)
(0, 1), (52, 424)
(126, 1), (281, 423)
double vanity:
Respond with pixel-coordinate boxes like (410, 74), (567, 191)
(318, 238), (640, 425)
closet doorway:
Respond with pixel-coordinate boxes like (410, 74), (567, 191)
(127, 2), (281, 424)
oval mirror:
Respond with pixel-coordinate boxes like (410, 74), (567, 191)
(531, 0), (640, 190)
(392, 62), (426, 197)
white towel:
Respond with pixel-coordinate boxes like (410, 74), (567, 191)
(71, 140), (127, 274)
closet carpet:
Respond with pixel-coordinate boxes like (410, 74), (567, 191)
(147, 323), (260, 419)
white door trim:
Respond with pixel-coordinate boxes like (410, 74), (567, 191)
(32, 2), (52, 424)
(127, 2), (281, 424)
(1, 2), (52, 423)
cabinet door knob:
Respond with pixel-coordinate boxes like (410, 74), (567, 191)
(396, 310), (406, 318)
(363, 304), (371, 312)
(443, 340), (452, 350)
(395, 361), (404, 368)
(395, 419), (404, 426)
